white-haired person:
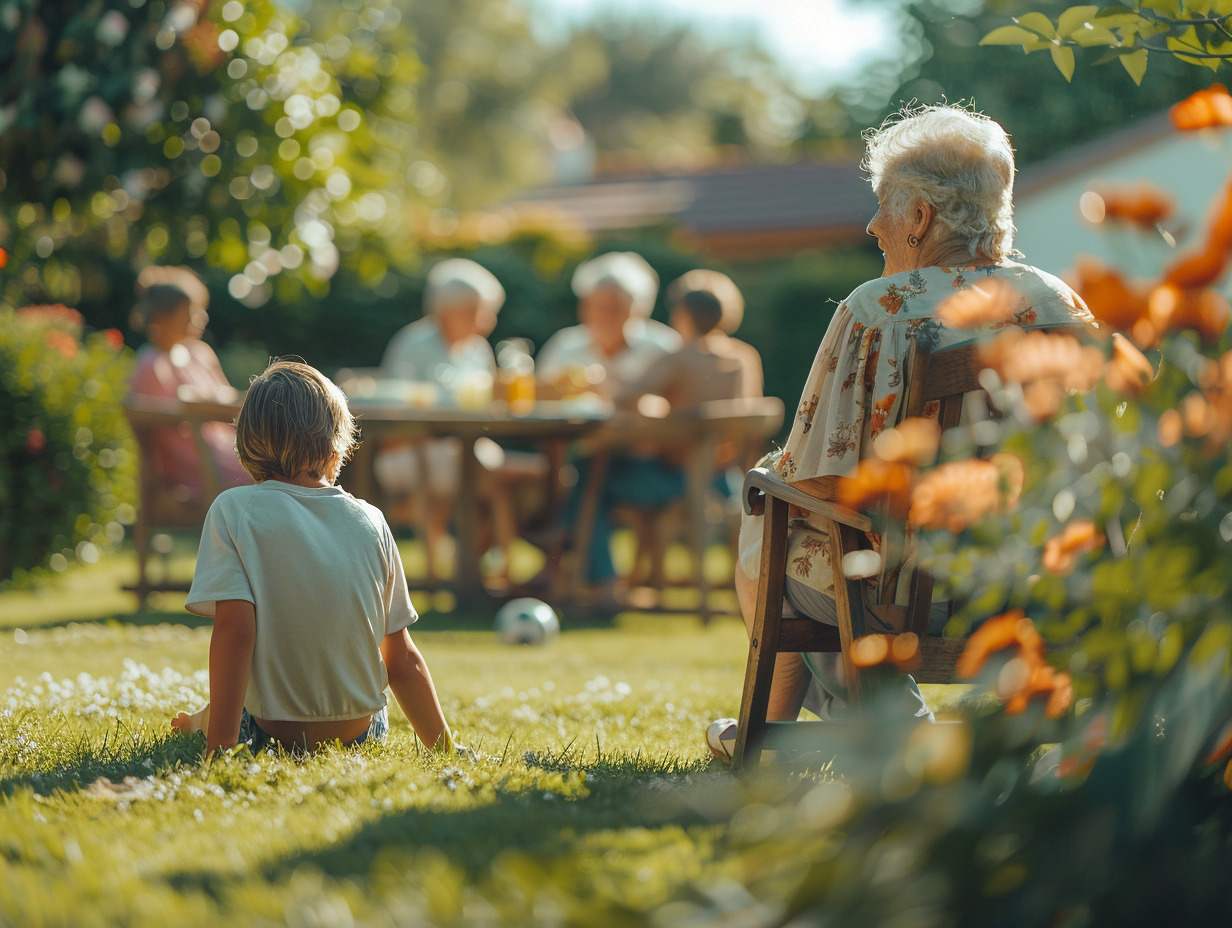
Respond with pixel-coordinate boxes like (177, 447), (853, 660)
(374, 259), (513, 583)
(709, 104), (1096, 758)
(537, 252), (680, 400)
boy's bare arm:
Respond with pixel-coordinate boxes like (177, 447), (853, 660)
(381, 629), (451, 751)
(207, 599), (256, 752)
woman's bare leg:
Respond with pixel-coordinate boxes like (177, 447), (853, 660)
(735, 564), (810, 722)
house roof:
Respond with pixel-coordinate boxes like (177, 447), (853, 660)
(510, 159), (877, 260)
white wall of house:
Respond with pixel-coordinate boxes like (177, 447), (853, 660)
(1013, 126), (1232, 282)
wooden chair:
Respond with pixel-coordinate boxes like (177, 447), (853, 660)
(568, 397), (785, 621)
(122, 394), (239, 604)
(732, 340), (981, 767)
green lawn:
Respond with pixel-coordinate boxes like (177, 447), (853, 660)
(0, 542), (771, 927)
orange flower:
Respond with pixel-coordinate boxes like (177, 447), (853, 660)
(1170, 83), (1232, 131)
(1163, 176), (1232, 289)
(980, 328), (1105, 421)
(956, 609), (1037, 678)
(1042, 519), (1105, 575)
(1204, 719), (1232, 766)
(908, 453), (1024, 533)
(103, 328), (125, 351)
(1002, 661), (1073, 718)
(850, 632), (921, 672)
(837, 459), (914, 518)
(43, 328), (78, 360)
(1071, 258), (1149, 332)
(1103, 333), (1156, 396)
(957, 611), (1071, 717)
(1137, 284), (1232, 346)
(935, 278), (1020, 329)
(872, 417), (941, 466)
(1091, 183), (1174, 229)
(18, 304), (83, 329)
(1158, 408), (1183, 447)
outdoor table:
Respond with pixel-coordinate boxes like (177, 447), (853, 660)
(342, 399), (611, 605)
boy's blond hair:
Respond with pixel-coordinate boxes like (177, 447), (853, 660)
(235, 359), (358, 483)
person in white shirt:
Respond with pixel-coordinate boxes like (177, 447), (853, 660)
(537, 252), (680, 399)
(374, 259), (508, 581)
(172, 359), (454, 755)
(381, 258), (503, 384)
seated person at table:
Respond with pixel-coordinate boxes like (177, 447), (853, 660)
(374, 258), (518, 583)
(172, 359), (454, 755)
(547, 286), (749, 606)
(669, 268), (764, 399)
(127, 265), (249, 501)
(537, 252), (680, 400)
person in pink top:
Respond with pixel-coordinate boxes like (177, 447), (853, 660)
(127, 266), (250, 501)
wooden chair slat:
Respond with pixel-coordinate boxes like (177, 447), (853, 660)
(734, 339), (984, 767)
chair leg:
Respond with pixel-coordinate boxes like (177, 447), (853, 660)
(133, 511), (150, 607)
(733, 495), (789, 768)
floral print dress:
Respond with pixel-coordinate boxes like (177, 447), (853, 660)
(738, 261), (1093, 610)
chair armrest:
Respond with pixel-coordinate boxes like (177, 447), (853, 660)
(742, 467), (872, 532)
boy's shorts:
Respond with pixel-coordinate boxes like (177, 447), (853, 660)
(239, 706), (389, 753)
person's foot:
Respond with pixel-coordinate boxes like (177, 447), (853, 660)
(171, 703), (210, 736)
(706, 717), (738, 763)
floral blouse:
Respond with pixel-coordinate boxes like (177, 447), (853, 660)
(738, 261), (1093, 607)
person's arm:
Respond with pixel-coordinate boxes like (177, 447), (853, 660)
(206, 599), (256, 752)
(381, 628), (452, 751)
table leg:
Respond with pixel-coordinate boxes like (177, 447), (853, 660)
(453, 439), (484, 607)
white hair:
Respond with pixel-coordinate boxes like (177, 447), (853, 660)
(862, 104), (1016, 260)
(425, 258), (505, 315)
(571, 252), (659, 317)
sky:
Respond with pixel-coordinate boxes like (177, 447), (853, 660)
(526, 0), (898, 95)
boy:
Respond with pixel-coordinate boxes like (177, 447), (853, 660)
(172, 359), (453, 754)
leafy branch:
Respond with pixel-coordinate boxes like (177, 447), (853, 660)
(981, 2), (1232, 83)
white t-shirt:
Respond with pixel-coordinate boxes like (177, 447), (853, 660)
(381, 316), (495, 383)
(186, 481), (417, 722)
(537, 319), (679, 397)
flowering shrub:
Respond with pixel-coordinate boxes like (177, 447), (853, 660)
(636, 86), (1232, 927)
(0, 305), (135, 582)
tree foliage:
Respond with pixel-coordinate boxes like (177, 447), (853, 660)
(982, 0), (1232, 82)
(857, 0), (1211, 166)
(0, 0), (424, 329)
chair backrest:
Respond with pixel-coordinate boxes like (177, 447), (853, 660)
(122, 395), (233, 525)
(903, 340), (984, 426)
(898, 339), (988, 640)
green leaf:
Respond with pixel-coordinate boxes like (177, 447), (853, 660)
(981, 24), (1053, 49)
(1069, 24), (1122, 46)
(1057, 5), (1101, 35)
(1050, 44), (1077, 79)
(1015, 11), (1060, 37)
(1120, 47), (1149, 82)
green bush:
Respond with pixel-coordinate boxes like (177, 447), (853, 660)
(0, 305), (136, 583)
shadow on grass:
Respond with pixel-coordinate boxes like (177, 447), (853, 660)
(164, 759), (723, 899)
(0, 716), (203, 798)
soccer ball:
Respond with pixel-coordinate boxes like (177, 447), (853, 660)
(494, 598), (560, 646)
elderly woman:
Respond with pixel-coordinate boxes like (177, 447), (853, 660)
(713, 104), (1093, 750)
(537, 252), (680, 399)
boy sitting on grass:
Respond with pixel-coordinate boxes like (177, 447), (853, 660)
(172, 359), (454, 755)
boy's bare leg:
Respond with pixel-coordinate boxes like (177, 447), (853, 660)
(381, 628), (452, 751)
(171, 702), (211, 735)
(735, 564), (809, 722)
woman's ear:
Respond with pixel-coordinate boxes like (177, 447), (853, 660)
(912, 199), (937, 240)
